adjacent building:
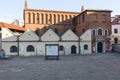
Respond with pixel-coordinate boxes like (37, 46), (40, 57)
(111, 15), (120, 52)
(0, 22), (25, 49)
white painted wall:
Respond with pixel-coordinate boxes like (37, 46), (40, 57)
(2, 27), (17, 41)
(2, 28), (92, 56)
(59, 42), (79, 55)
(80, 29), (92, 54)
(80, 42), (92, 54)
(19, 42), (60, 56)
(19, 29), (39, 41)
(2, 42), (18, 56)
(112, 25), (120, 44)
(41, 29), (60, 41)
(61, 29), (78, 41)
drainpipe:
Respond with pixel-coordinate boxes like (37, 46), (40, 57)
(79, 37), (80, 54)
(17, 36), (19, 56)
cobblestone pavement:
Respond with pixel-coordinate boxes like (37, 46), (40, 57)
(0, 52), (120, 80)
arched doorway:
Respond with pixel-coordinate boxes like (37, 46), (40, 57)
(71, 45), (76, 54)
(97, 42), (103, 53)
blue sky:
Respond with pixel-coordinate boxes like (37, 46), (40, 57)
(0, 0), (119, 23)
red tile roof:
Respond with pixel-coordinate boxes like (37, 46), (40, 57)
(112, 15), (120, 25)
(0, 22), (25, 31)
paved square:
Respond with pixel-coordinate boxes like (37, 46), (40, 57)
(0, 53), (120, 80)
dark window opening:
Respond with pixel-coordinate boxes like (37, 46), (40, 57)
(59, 46), (64, 51)
(27, 45), (34, 52)
(114, 29), (118, 33)
(114, 38), (118, 44)
(10, 46), (17, 53)
(93, 30), (96, 35)
(98, 29), (102, 35)
(84, 45), (88, 50)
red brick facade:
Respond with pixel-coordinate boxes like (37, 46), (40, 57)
(24, 9), (79, 35)
(74, 10), (112, 52)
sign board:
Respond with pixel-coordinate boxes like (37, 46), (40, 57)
(45, 44), (59, 60)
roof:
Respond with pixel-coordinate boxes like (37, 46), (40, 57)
(0, 22), (25, 31)
(85, 9), (112, 12)
(111, 15), (120, 25)
(24, 8), (80, 14)
(76, 9), (112, 17)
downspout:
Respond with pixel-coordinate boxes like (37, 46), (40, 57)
(79, 37), (81, 54)
(17, 36), (19, 56)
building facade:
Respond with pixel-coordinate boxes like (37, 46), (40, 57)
(111, 15), (120, 44)
(2, 27), (92, 56)
(24, 1), (79, 36)
(0, 22), (25, 49)
(75, 9), (112, 53)
(111, 15), (120, 52)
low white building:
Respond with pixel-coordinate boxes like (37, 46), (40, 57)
(112, 15), (120, 44)
(111, 15), (120, 52)
(2, 27), (92, 56)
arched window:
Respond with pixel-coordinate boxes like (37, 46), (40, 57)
(84, 45), (88, 50)
(98, 29), (102, 35)
(49, 14), (52, 24)
(27, 45), (34, 52)
(62, 15), (64, 22)
(37, 13), (39, 24)
(65, 15), (68, 20)
(33, 13), (35, 24)
(45, 14), (48, 24)
(58, 14), (60, 23)
(114, 29), (118, 33)
(82, 14), (85, 22)
(93, 30), (96, 35)
(54, 14), (56, 24)
(105, 30), (108, 36)
(59, 46), (64, 51)
(102, 14), (106, 22)
(10, 46), (17, 53)
(28, 13), (31, 23)
(114, 38), (118, 44)
(69, 15), (72, 19)
(41, 13), (44, 24)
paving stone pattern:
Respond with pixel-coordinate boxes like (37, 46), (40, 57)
(0, 53), (120, 80)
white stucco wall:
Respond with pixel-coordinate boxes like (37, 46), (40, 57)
(112, 25), (120, 44)
(19, 42), (60, 56)
(2, 28), (17, 41)
(19, 29), (39, 41)
(80, 29), (92, 54)
(2, 28), (92, 56)
(59, 42), (79, 55)
(2, 42), (18, 56)
(80, 42), (92, 54)
(80, 29), (92, 41)
(41, 29), (60, 41)
(61, 29), (78, 41)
